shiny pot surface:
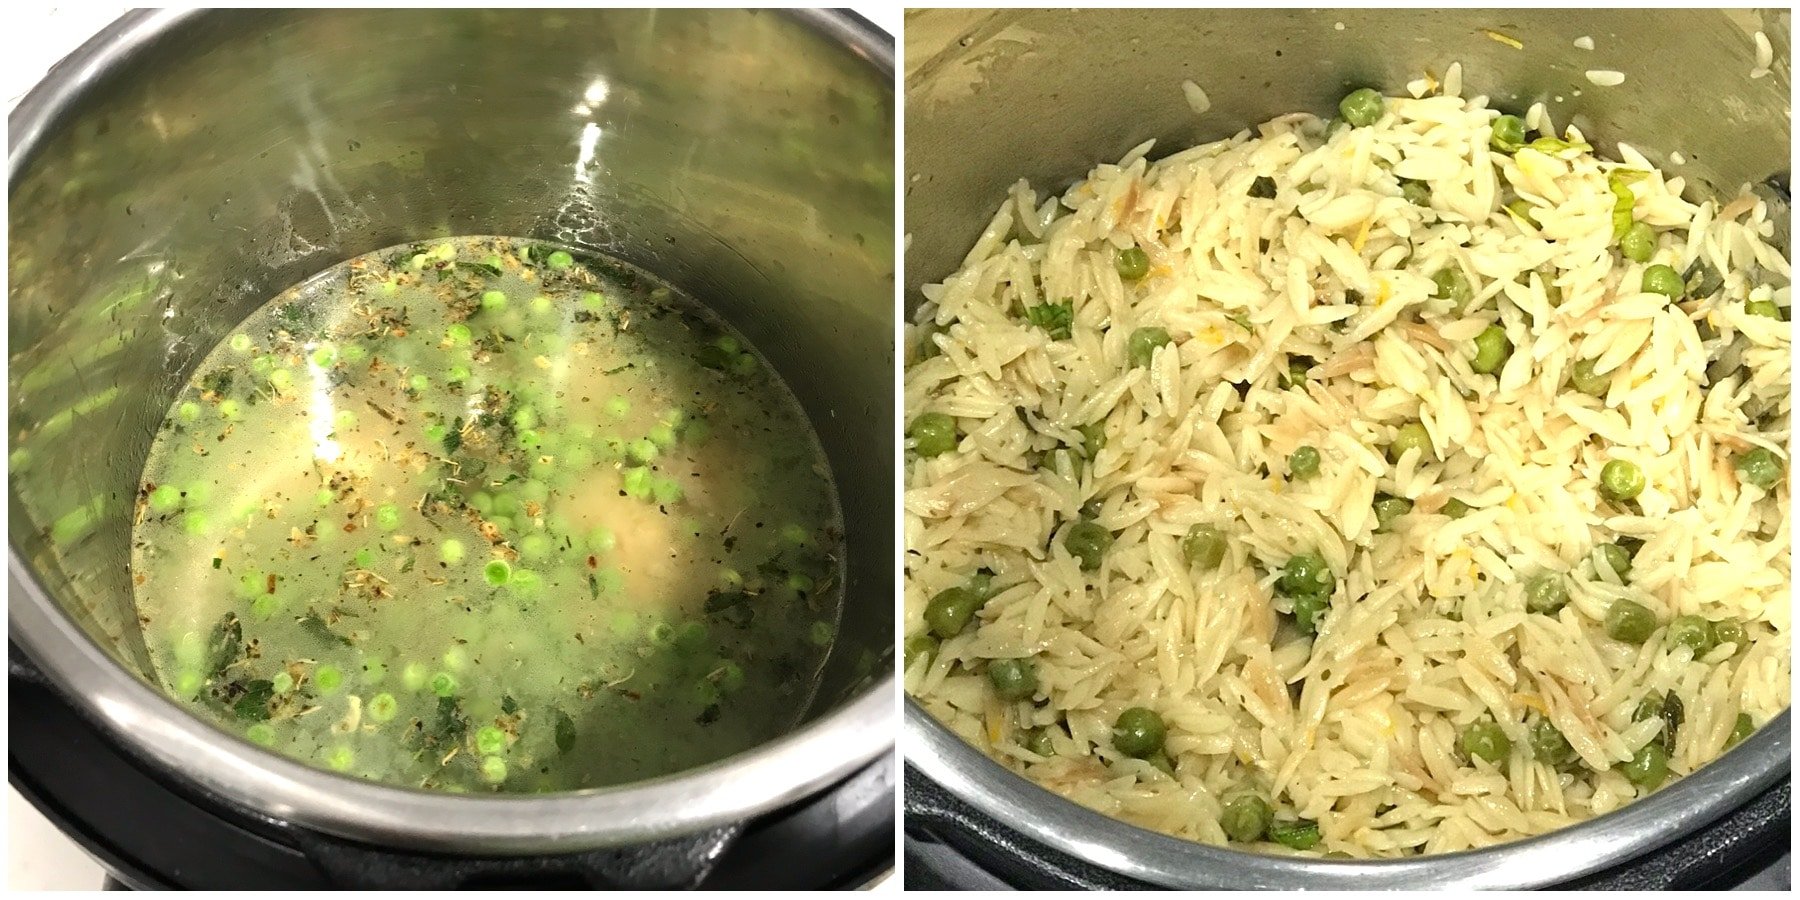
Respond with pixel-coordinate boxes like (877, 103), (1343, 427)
(903, 7), (1788, 889)
(10, 8), (893, 853)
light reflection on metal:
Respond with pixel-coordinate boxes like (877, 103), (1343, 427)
(306, 343), (341, 462)
(573, 121), (602, 185)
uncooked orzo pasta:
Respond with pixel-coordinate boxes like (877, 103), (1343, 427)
(902, 66), (1790, 857)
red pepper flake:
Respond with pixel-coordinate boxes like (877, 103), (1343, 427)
(586, 554), (598, 569)
(266, 573), (277, 594)
(343, 522), (358, 533)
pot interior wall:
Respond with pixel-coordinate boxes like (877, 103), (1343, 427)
(10, 9), (893, 721)
(904, 8), (1789, 306)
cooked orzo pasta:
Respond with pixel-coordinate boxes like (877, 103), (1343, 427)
(902, 66), (1790, 857)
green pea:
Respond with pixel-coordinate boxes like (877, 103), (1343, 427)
(1620, 222), (1656, 262)
(904, 633), (940, 667)
(1734, 447), (1783, 490)
(1182, 525), (1228, 570)
(310, 345), (337, 368)
(1267, 818), (1322, 850)
(230, 333), (254, 354)
(1023, 727), (1056, 757)
(1146, 750), (1176, 778)
(1570, 358), (1611, 397)
(646, 476), (682, 505)
(324, 746), (355, 772)
(1524, 572), (1569, 614)
(1595, 543), (1632, 580)
(218, 399), (241, 421)
(1111, 707), (1166, 758)
(508, 569), (543, 597)
(712, 660), (746, 694)
(924, 587), (985, 638)
(518, 532), (553, 563)
(1063, 520), (1114, 571)
(272, 672), (295, 694)
(647, 621), (676, 646)
(1289, 446), (1321, 480)
(909, 412), (958, 457)
(1599, 459), (1646, 501)
(1372, 495), (1413, 532)
(177, 401), (201, 423)
(1339, 87), (1384, 127)
(1712, 619), (1746, 651)
(476, 725), (507, 755)
(1470, 324), (1512, 375)
(1285, 356), (1312, 389)
(1641, 264), (1683, 299)
(480, 755), (509, 784)
(1127, 326), (1172, 368)
(1442, 498), (1472, 519)
(246, 723), (276, 747)
(483, 559), (511, 586)
(149, 484), (182, 514)
(1666, 614), (1715, 655)
(1745, 298), (1781, 319)
(1460, 720), (1512, 764)
(1077, 421), (1107, 458)
(375, 503), (401, 531)
(314, 665), (343, 693)
(1529, 717), (1576, 766)
(1489, 114), (1526, 152)
(368, 692), (398, 722)
(621, 466), (652, 500)
(1605, 598), (1657, 644)
(1115, 246), (1151, 281)
(250, 593), (282, 619)
(1388, 422), (1434, 464)
(401, 662), (429, 692)
(439, 539), (466, 565)
(808, 620), (835, 647)
(1220, 795), (1274, 843)
(546, 250), (573, 270)
(1291, 591), (1330, 635)
(1431, 267), (1474, 309)
(624, 438), (658, 465)
(987, 657), (1038, 701)
(1726, 713), (1755, 748)
(1279, 551), (1335, 598)
(1400, 180), (1431, 207)
(430, 672), (457, 698)
(587, 526), (617, 554)
(648, 422), (679, 449)
(1619, 741), (1669, 790)
(468, 492), (494, 515)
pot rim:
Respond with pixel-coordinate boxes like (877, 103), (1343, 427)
(8, 7), (895, 854)
(906, 697), (1788, 888)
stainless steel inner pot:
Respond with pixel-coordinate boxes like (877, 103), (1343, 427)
(904, 8), (1789, 889)
(10, 9), (893, 853)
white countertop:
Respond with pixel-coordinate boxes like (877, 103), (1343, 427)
(4, 6), (898, 891)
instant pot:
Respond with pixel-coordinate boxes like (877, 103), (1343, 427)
(9, 8), (894, 888)
(902, 8), (1790, 889)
